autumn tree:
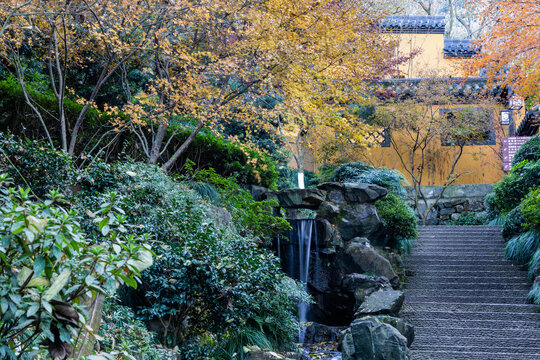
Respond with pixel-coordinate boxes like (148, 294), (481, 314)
(103, 0), (401, 178)
(468, 0), (540, 100)
(0, 0), (167, 154)
(373, 78), (495, 224)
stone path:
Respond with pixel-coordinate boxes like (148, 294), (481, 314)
(401, 225), (540, 360)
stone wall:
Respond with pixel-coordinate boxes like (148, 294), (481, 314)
(405, 184), (493, 224)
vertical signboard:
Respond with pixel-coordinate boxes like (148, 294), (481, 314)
(503, 137), (532, 171)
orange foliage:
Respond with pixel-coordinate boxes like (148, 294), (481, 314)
(468, 0), (540, 100)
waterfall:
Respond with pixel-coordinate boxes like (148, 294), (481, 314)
(277, 219), (318, 344)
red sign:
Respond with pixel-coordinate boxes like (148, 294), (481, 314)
(503, 137), (532, 171)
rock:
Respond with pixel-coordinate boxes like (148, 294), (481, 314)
(246, 185), (269, 201)
(455, 204), (465, 213)
(342, 274), (391, 304)
(339, 317), (409, 360)
(317, 219), (343, 248)
(439, 207), (455, 215)
(451, 213), (461, 221)
(248, 351), (291, 359)
(355, 289), (404, 317)
(301, 322), (346, 344)
(266, 189), (326, 209)
(374, 315), (415, 347)
(341, 239), (398, 285)
(335, 204), (384, 243)
(318, 183), (387, 203)
(318, 201), (341, 218)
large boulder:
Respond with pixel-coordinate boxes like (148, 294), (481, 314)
(341, 239), (398, 285)
(374, 315), (415, 347)
(301, 322), (345, 344)
(339, 317), (409, 360)
(318, 183), (388, 203)
(335, 204), (385, 242)
(342, 273), (392, 304)
(355, 289), (404, 317)
(266, 189), (326, 209)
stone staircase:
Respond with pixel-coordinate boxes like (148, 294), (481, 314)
(401, 225), (540, 360)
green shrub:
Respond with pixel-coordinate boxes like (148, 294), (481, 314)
(447, 212), (488, 225)
(486, 160), (540, 217)
(193, 166), (291, 243)
(0, 134), (75, 196)
(104, 163), (300, 356)
(0, 177), (152, 359)
(512, 135), (540, 166)
(333, 162), (407, 198)
(162, 128), (279, 189)
(98, 300), (160, 359)
(502, 204), (527, 239)
(375, 192), (418, 252)
(521, 187), (540, 230)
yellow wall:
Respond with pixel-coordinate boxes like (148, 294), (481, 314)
(393, 33), (463, 78)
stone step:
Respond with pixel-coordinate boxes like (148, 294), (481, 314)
(405, 276), (529, 285)
(407, 270), (527, 278)
(412, 248), (505, 253)
(402, 302), (540, 313)
(406, 264), (523, 271)
(406, 253), (506, 258)
(406, 295), (530, 304)
(414, 326), (540, 339)
(399, 310), (540, 322)
(411, 349), (540, 360)
(402, 317), (540, 330)
(411, 335), (540, 348)
(405, 288), (530, 298)
(415, 240), (505, 245)
(404, 281), (531, 290)
(412, 343), (540, 359)
(404, 258), (516, 265)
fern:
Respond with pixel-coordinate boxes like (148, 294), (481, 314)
(214, 327), (274, 360)
(188, 181), (220, 204)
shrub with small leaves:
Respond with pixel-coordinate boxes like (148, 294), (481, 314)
(375, 192), (418, 252)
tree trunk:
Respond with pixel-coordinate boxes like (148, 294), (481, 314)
(162, 120), (205, 171)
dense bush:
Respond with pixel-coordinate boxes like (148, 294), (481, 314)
(512, 135), (540, 166)
(502, 204), (527, 239)
(0, 177), (152, 359)
(110, 164), (300, 356)
(486, 160), (540, 217)
(98, 300), (160, 359)
(164, 129), (279, 189)
(333, 162), (407, 198)
(375, 192), (418, 253)
(521, 187), (540, 230)
(0, 134), (75, 196)
(192, 166), (291, 242)
(447, 212), (488, 226)
(1, 135), (303, 358)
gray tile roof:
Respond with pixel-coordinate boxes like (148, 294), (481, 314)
(443, 39), (480, 58)
(381, 15), (446, 34)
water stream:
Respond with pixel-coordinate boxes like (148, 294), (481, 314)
(279, 219), (317, 343)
